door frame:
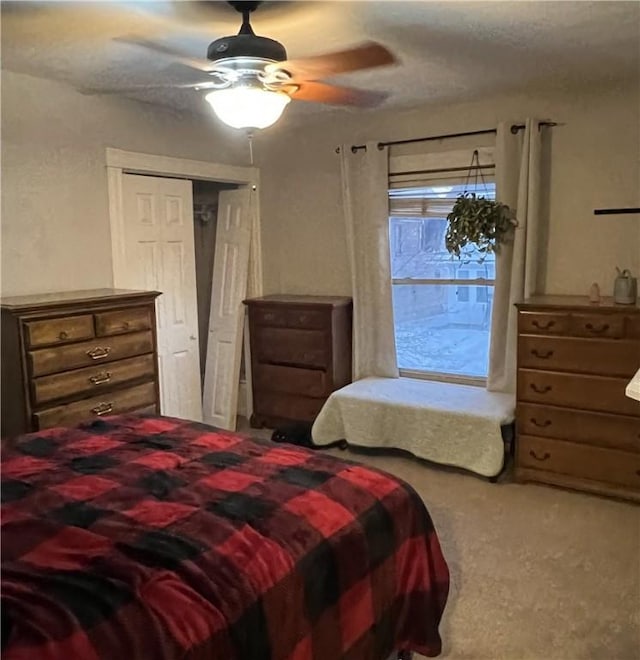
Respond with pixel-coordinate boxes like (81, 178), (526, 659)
(105, 147), (262, 419)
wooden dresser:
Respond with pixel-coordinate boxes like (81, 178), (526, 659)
(1, 289), (161, 438)
(515, 295), (640, 501)
(244, 295), (352, 428)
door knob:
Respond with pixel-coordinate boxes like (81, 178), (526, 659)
(190, 335), (197, 340)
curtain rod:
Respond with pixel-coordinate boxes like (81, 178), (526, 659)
(340, 121), (558, 154)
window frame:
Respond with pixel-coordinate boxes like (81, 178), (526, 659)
(391, 272), (494, 386)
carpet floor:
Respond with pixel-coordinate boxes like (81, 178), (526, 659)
(239, 421), (640, 660)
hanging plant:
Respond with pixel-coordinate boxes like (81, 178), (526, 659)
(445, 150), (517, 260)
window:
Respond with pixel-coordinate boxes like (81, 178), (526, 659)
(389, 180), (496, 381)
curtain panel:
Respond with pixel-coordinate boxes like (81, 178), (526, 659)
(340, 142), (398, 380)
(488, 119), (544, 393)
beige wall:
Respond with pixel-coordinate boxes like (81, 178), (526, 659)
(258, 81), (640, 298)
(1, 70), (250, 296)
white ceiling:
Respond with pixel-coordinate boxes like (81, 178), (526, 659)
(2, 1), (639, 121)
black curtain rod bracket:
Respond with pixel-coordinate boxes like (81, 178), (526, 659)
(343, 121), (557, 154)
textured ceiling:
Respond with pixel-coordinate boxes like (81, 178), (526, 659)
(2, 1), (639, 121)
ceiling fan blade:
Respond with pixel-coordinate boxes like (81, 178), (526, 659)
(114, 36), (216, 73)
(266, 42), (396, 81)
(290, 81), (388, 108)
(80, 82), (217, 96)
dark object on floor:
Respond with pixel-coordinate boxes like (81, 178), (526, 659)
(271, 422), (348, 451)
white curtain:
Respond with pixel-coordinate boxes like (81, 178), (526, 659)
(487, 119), (544, 393)
(340, 142), (398, 380)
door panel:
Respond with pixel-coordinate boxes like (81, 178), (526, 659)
(122, 174), (202, 421)
(203, 188), (252, 430)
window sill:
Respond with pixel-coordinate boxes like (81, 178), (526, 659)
(399, 368), (486, 388)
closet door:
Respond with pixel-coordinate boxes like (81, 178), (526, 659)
(202, 188), (252, 430)
(121, 173), (202, 421)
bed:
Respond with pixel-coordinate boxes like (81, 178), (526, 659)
(1, 414), (449, 659)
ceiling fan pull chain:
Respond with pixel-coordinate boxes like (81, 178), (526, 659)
(247, 130), (255, 166)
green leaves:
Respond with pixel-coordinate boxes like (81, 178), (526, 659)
(445, 193), (517, 261)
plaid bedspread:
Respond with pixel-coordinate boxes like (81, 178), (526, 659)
(1, 415), (449, 659)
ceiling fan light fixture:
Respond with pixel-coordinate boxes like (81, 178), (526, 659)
(205, 86), (290, 129)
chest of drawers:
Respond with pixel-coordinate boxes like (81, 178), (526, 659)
(244, 295), (352, 428)
(515, 295), (640, 501)
(1, 289), (161, 437)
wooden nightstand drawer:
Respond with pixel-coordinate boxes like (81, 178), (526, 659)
(517, 403), (640, 453)
(517, 434), (640, 489)
(29, 331), (154, 377)
(32, 354), (156, 406)
(285, 309), (329, 330)
(95, 306), (152, 336)
(253, 364), (328, 398)
(24, 314), (94, 348)
(34, 381), (157, 430)
(255, 327), (329, 368)
(569, 313), (625, 339)
(518, 335), (639, 377)
(518, 312), (569, 336)
(251, 307), (288, 327)
(517, 369), (640, 417)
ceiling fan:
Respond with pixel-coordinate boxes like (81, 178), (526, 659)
(101, 0), (398, 129)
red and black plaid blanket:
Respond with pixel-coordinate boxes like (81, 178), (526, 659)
(1, 415), (449, 659)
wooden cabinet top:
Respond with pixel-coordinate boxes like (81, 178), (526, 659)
(517, 295), (639, 313)
(0, 289), (161, 313)
(244, 294), (352, 308)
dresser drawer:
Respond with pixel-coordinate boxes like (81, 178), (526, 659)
(251, 307), (288, 327)
(627, 314), (640, 339)
(24, 314), (95, 348)
(569, 313), (625, 339)
(254, 391), (325, 423)
(255, 328), (329, 368)
(34, 382), (157, 430)
(518, 312), (569, 336)
(517, 434), (640, 489)
(518, 335), (639, 377)
(29, 331), (154, 377)
(32, 354), (156, 406)
(517, 403), (640, 453)
(253, 364), (328, 398)
(95, 306), (152, 337)
(285, 309), (329, 330)
(518, 369), (640, 417)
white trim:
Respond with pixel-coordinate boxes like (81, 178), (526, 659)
(105, 148), (257, 185)
(106, 148), (262, 420)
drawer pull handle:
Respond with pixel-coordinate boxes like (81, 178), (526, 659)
(529, 450), (551, 462)
(58, 331), (69, 340)
(532, 320), (555, 330)
(585, 323), (610, 333)
(91, 402), (113, 416)
(530, 418), (552, 428)
(530, 383), (552, 394)
(89, 371), (112, 385)
(87, 346), (111, 360)
(120, 321), (130, 331)
(531, 349), (554, 359)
